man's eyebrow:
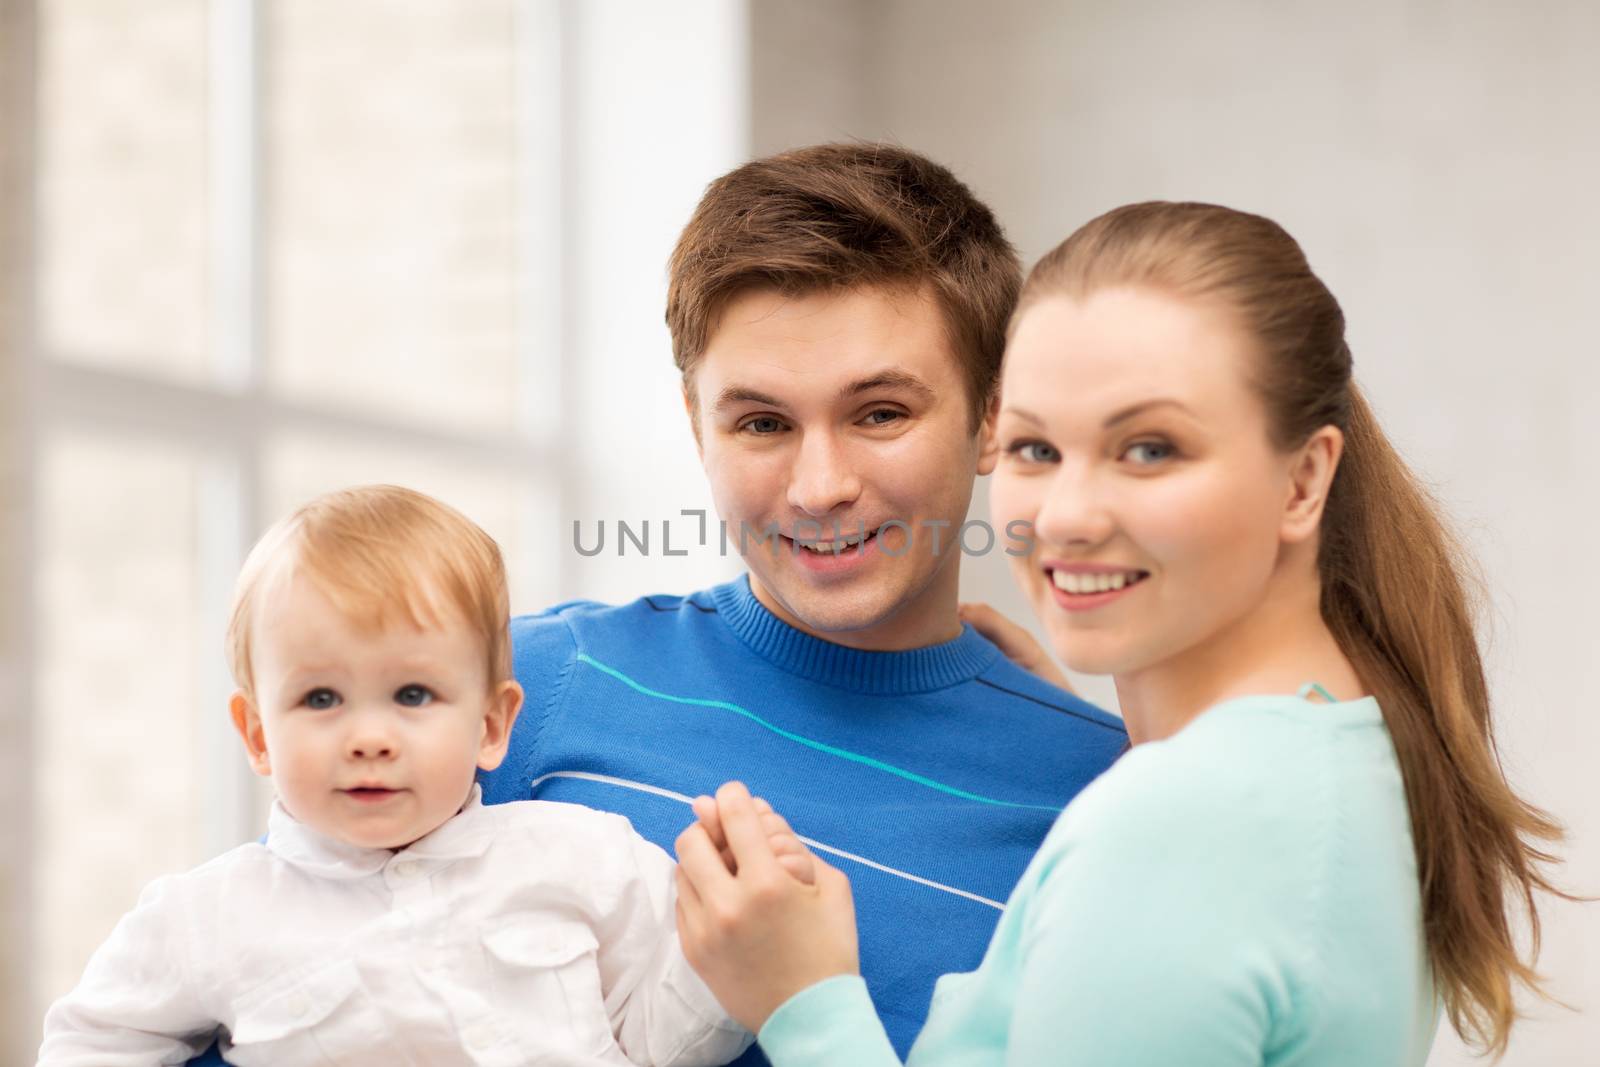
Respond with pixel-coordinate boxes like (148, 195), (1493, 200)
(710, 386), (786, 413)
(838, 370), (936, 403)
(709, 371), (937, 414)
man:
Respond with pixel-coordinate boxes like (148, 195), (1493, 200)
(481, 144), (1125, 1063)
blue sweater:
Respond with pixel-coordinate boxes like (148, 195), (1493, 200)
(478, 576), (1126, 1065)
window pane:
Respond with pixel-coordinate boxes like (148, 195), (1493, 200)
(36, 0), (209, 378)
(265, 432), (558, 615)
(263, 0), (524, 434)
(34, 431), (205, 1011)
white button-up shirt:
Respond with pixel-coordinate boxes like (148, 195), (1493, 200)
(39, 786), (750, 1066)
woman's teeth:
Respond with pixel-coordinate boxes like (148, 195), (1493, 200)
(1051, 570), (1146, 594)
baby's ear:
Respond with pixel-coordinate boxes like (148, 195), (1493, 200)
(230, 690), (272, 776)
(476, 680), (523, 772)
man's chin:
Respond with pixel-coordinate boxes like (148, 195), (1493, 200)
(755, 574), (907, 640)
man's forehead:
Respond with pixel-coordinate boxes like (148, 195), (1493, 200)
(697, 286), (957, 394)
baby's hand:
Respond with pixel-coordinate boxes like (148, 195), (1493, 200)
(690, 794), (816, 886)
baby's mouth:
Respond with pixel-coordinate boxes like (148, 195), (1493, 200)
(341, 786), (403, 802)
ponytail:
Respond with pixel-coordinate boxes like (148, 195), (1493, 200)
(1322, 387), (1568, 1056)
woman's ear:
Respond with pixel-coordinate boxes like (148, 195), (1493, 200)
(1281, 425), (1344, 545)
(976, 391), (1001, 476)
(477, 680), (524, 772)
(230, 690), (272, 776)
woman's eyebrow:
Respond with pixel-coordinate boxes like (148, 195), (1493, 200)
(1103, 398), (1194, 428)
(1000, 406), (1044, 427)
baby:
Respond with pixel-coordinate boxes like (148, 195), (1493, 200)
(39, 485), (758, 1066)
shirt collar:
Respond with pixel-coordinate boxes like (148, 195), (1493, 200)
(266, 783), (496, 880)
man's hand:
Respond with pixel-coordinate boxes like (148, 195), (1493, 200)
(959, 601), (1076, 693)
(675, 783), (857, 1032)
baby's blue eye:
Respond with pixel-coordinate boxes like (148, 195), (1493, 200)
(304, 688), (340, 710)
(394, 684), (434, 708)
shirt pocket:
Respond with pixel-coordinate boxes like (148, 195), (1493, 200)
(225, 958), (388, 1067)
(480, 918), (613, 1056)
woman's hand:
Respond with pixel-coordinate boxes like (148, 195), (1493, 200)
(674, 782), (859, 1033)
(959, 601), (1076, 693)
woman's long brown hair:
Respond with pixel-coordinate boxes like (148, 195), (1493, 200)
(1019, 201), (1570, 1056)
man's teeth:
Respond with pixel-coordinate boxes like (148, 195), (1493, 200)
(798, 531), (872, 553)
(1051, 570), (1144, 594)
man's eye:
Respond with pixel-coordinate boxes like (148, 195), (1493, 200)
(303, 688), (341, 710)
(741, 416), (785, 435)
(862, 409), (903, 427)
(1005, 440), (1060, 464)
(1124, 440), (1176, 465)
(394, 684), (434, 708)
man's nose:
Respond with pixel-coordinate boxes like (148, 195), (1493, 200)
(786, 430), (863, 518)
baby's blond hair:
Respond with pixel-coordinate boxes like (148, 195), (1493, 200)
(227, 485), (510, 695)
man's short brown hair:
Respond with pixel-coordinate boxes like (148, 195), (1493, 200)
(666, 142), (1020, 429)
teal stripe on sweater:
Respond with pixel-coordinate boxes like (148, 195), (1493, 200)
(576, 653), (1060, 812)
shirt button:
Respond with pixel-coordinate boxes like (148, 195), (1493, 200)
(390, 860), (423, 879)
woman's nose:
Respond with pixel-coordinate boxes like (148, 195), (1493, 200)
(1032, 463), (1115, 549)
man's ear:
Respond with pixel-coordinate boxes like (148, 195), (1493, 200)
(975, 391), (1001, 476)
(476, 680), (523, 773)
(1281, 425), (1344, 545)
(683, 383), (703, 457)
(230, 690), (272, 776)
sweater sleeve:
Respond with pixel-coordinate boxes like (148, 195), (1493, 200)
(758, 976), (902, 1067)
(760, 746), (1309, 1067)
(1003, 752), (1300, 1067)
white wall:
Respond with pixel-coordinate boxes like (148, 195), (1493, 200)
(555, 0), (750, 604)
(750, 2), (1598, 1062)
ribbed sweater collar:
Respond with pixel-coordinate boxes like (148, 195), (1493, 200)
(708, 574), (998, 695)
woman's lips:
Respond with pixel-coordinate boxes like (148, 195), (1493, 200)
(1044, 566), (1151, 613)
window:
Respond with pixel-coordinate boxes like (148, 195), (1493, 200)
(24, 0), (563, 1036)
(10, 4), (746, 1052)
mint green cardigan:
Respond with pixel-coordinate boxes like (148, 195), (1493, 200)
(759, 691), (1439, 1066)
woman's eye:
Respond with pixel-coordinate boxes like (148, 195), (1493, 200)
(394, 684), (434, 708)
(741, 416), (785, 435)
(303, 688), (340, 710)
(1006, 440), (1061, 464)
(1124, 440), (1176, 465)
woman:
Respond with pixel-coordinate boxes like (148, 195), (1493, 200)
(672, 202), (1567, 1065)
